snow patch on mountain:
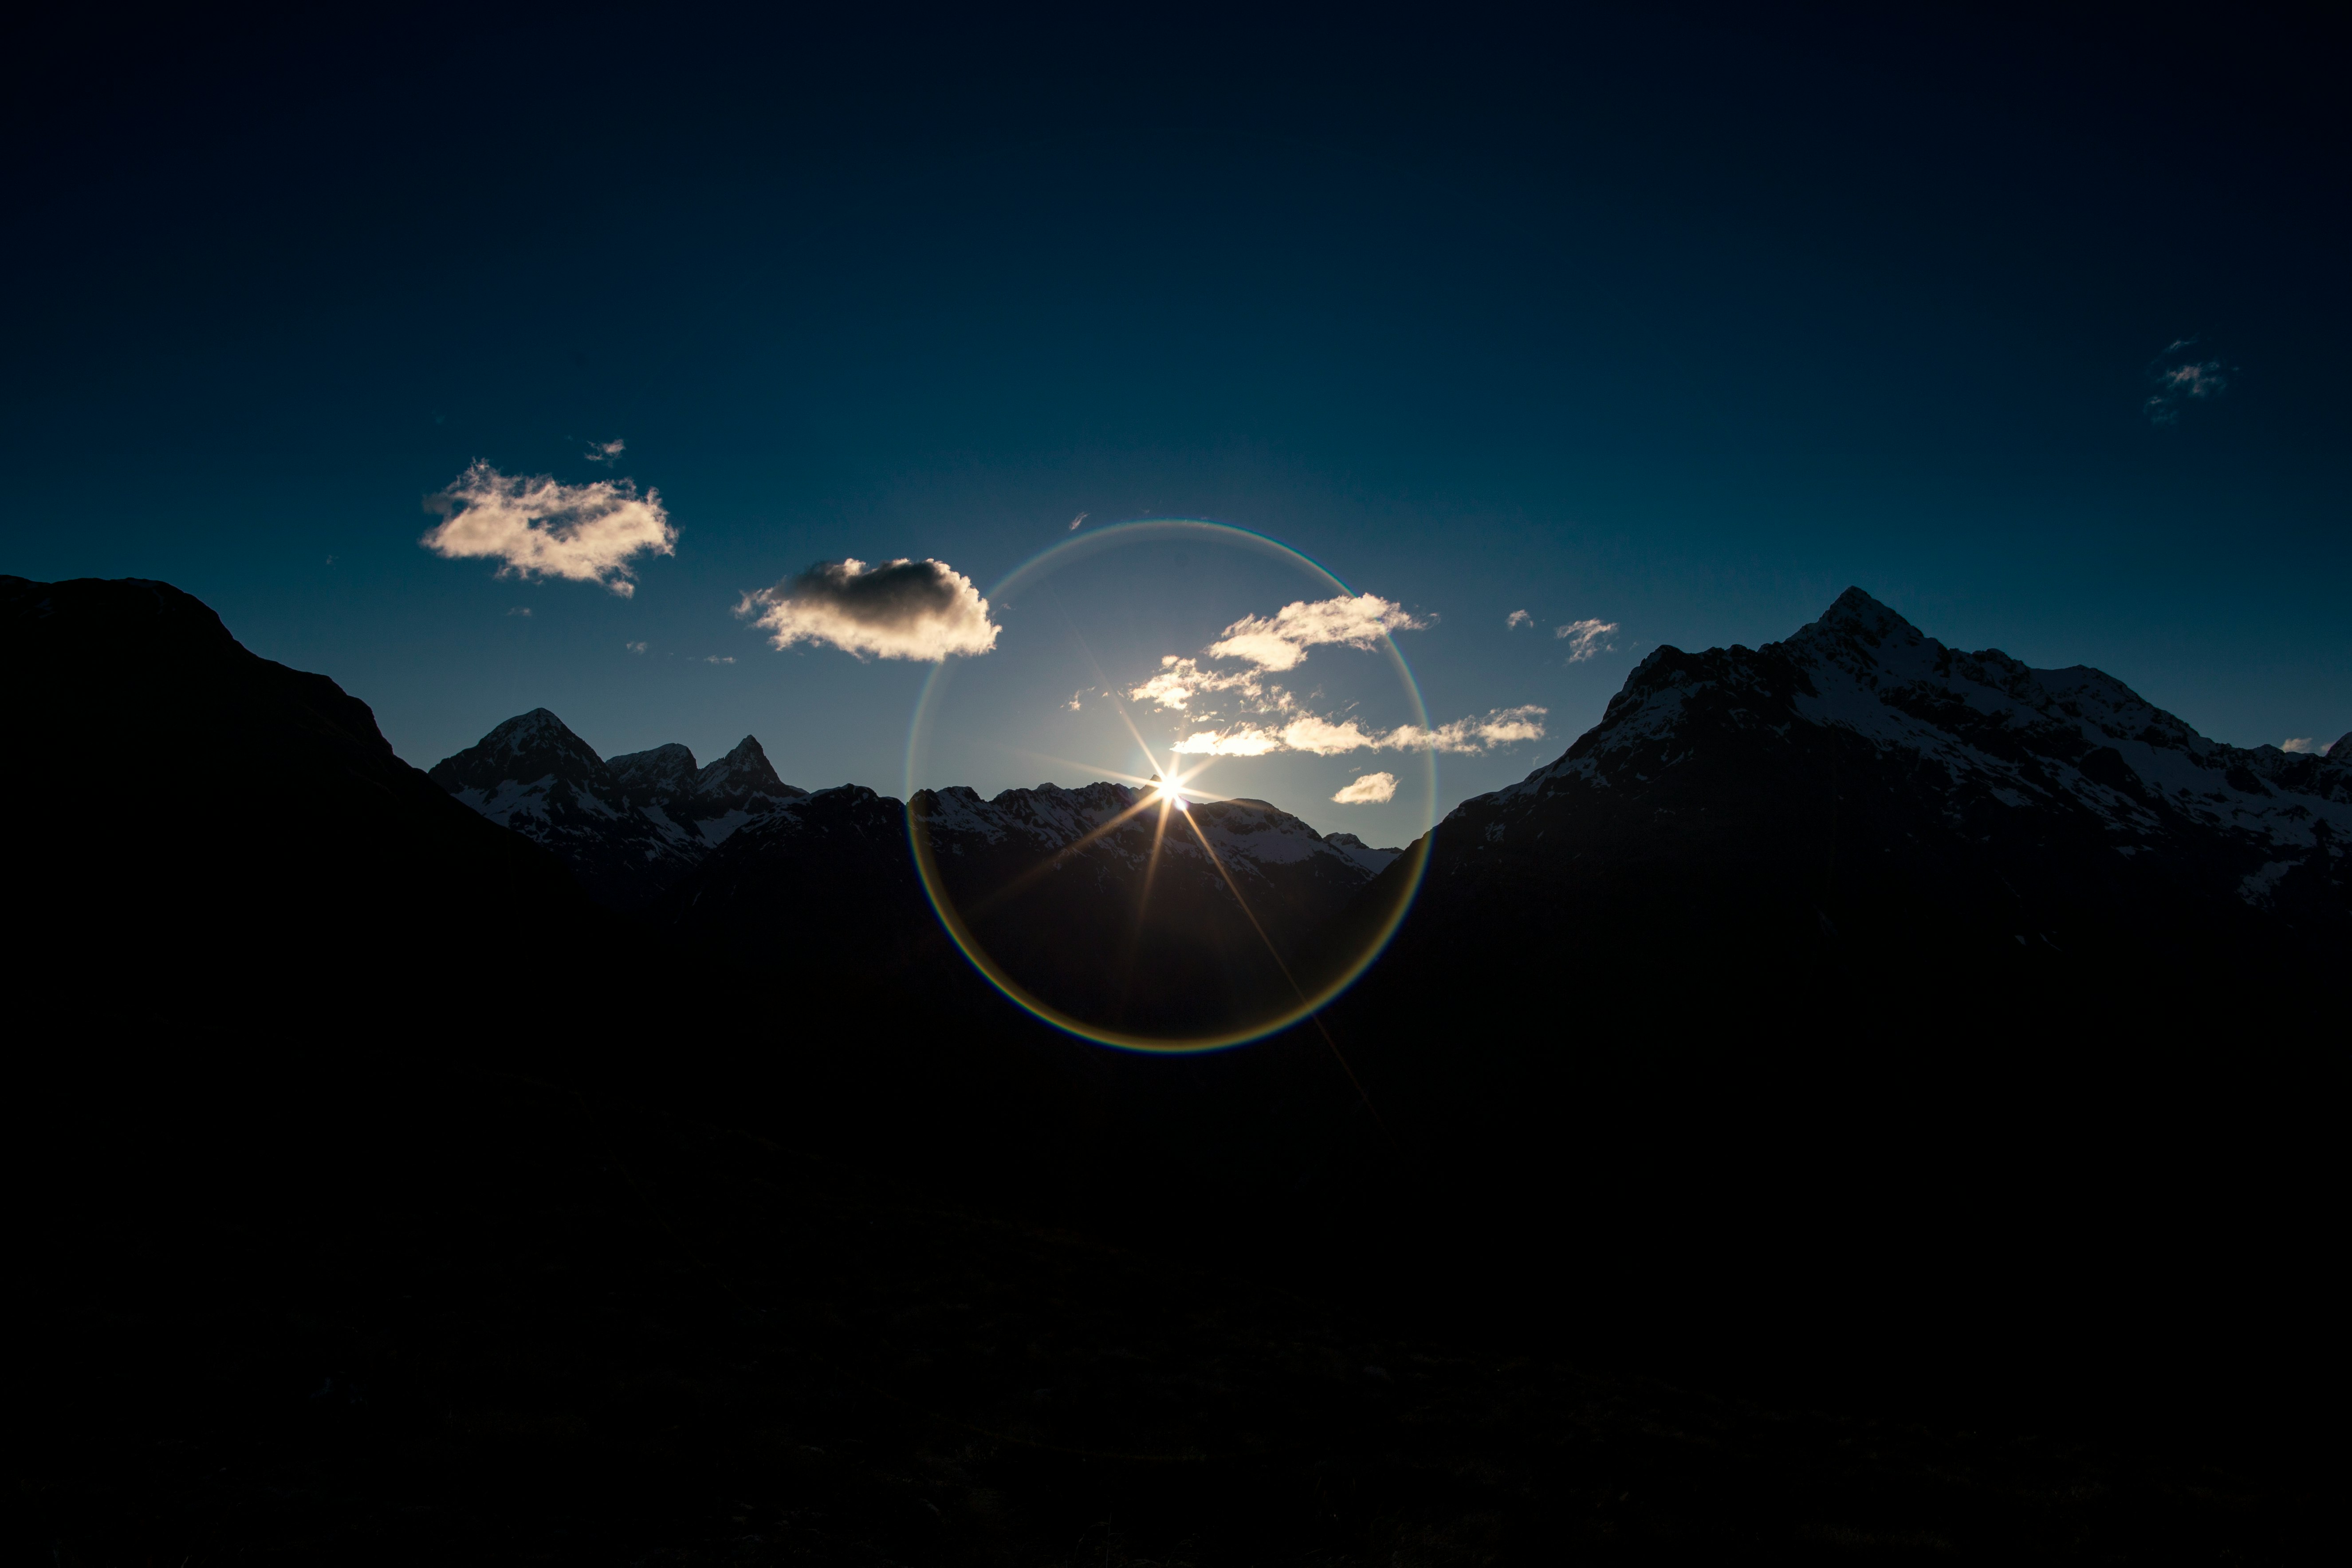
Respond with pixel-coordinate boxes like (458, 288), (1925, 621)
(1481, 586), (2352, 906)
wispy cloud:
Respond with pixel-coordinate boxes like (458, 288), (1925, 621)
(1332, 771), (1397, 804)
(1170, 726), (1285, 756)
(2281, 737), (2316, 753)
(1170, 705), (1546, 758)
(585, 438), (626, 465)
(1555, 618), (1619, 662)
(706, 655), (735, 664)
(1137, 589), (1540, 761)
(1064, 691), (1084, 711)
(507, 606), (532, 617)
(1129, 656), (1279, 711)
(1506, 609), (1532, 629)
(625, 640), (648, 654)
(2146, 339), (2230, 424)
(737, 557), (1000, 661)
(1131, 593), (1425, 708)
(1068, 512), (1088, 531)
(1207, 593), (1428, 672)
(422, 461), (676, 596)
(1381, 706), (1550, 754)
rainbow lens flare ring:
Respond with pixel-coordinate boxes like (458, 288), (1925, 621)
(904, 519), (1435, 1053)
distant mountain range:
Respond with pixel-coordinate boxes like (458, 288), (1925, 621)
(426, 709), (1405, 1033)
(426, 710), (807, 907)
(425, 586), (2348, 1037)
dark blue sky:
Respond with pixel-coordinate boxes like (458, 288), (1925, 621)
(8, 6), (2344, 830)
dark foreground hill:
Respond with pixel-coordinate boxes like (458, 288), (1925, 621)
(5, 575), (2336, 1561)
(0, 574), (600, 1018)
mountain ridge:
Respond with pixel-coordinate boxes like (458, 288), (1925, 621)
(428, 712), (808, 907)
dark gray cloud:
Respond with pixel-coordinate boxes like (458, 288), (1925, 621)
(736, 557), (1000, 660)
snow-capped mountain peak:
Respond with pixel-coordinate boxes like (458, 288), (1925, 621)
(1482, 587), (2349, 924)
(432, 711), (809, 906)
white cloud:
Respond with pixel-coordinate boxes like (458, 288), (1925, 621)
(1332, 771), (1397, 805)
(706, 655), (735, 664)
(625, 640), (648, 654)
(1132, 587), (1541, 764)
(1170, 726), (1284, 756)
(1130, 656), (1269, 710)
(1506, 609), (1532, 629)
(507, 606), (532, 617)
(1206, 593), (1427, 672)
(1278, 715), (1379, 755)
(585, 438), (625, 465)
(422, 460), (676, 597)
(1064, 692), (1083, 711)
(1380, 705), (1550, 754)
(737, 557), (1000, 661)
(1068, 512), (1088, 531)
(1555, 618), (1619, 662)
(2281, 737), (2316, 753)
(1172, 706), (1547, 758)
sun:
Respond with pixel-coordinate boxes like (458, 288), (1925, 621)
(1148, 772), (1192, 811)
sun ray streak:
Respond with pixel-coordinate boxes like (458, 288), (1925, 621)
(1110, 794), (1177, 1021)
(1176, 806), (1306, 996)
(955, 794), (1162, 920)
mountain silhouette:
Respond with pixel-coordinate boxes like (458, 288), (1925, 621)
(8, 574), (2334, 1560)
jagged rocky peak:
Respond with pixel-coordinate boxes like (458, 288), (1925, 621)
(431, 708), (612, 793)
(487, 707), (594, 755)
(695, 735), (801, 801)
(429, 708), (816, 906)
(1322, 831), (1404, 876)
(610, 742), (700, 794)
(1791, 584), (1923, 646)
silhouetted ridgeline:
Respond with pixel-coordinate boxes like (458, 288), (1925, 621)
(6, 575), (2338, 1560)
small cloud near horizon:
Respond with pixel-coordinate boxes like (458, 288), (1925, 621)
(1506, 609), (1532, 629)
(422, 460), (676, 596)
(1332, 770), (1398, 805)
(738, 557), (1000, 661)
(1555, 618), (1620, 662)
(2280, 737), (2316, 753)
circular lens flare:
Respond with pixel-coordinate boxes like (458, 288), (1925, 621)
(905, 519), (1436, 1054)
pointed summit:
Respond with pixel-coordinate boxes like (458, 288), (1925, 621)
(1786, 587), (1927, 653)
(437, 709), (609, 790)
(694, 735), (799, 802)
